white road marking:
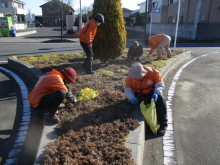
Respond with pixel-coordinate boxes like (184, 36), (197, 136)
(0, 67), (31, 165)
(163, 52), (219, 165)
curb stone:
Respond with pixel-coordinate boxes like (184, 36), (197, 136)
(7, 50), (191, 165)
(16, 30), (37, 37)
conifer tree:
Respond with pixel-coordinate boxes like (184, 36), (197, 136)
(92, 0), (126, 62)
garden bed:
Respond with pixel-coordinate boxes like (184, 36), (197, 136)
(19, 49), (185, 164)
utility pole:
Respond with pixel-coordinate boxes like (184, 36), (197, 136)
(192, 0), (203, 40)
(174, 0), (181, 49)
(148, 0), (153, 37)
(144, 0), (148, 38)
(79, 0), (82, 30)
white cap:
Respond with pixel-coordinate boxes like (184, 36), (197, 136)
(128, 62), (147, 79)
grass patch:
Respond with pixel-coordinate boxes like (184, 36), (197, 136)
(96, 69), (115, 77)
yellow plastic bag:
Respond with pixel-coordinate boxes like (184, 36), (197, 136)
(140, 99), (158, 135)
(76, 88), (99, 101)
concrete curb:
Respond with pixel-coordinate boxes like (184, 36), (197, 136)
(7, 50), (191, 165)
(125, 50), (192, 165)
(160, 50), (192, 79)
(16, 30), (37, 37)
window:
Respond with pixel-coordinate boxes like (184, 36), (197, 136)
(168, 16), (173, 23)
(18, 4), (24, 9)
(1, 2), (8, 8)
(180, 16), (184, 23)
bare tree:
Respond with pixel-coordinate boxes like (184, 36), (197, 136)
(46, 0), (74, 40)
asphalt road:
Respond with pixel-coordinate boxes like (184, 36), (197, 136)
(0, 67), (19, 164)
(0, 27), (82, 62)
(143, 47), (220, 165)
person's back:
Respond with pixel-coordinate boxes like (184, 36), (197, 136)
(28, 69), (67, 108)
(146, 33), (172, 60)
(79, 19), (97, 44)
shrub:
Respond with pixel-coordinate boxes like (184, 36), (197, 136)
(92, 0), (126, 62)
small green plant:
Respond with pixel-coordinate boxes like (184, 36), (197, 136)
(96, 69), (114, 77)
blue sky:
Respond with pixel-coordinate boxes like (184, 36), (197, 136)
(22, 0), (143, 15)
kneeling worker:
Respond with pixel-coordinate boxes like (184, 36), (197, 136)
(124, 62), (167, 135)
(127, 41), (143, 60)
(28, 67), (78, 124)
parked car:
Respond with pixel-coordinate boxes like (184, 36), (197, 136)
(34, 21), (43, 27)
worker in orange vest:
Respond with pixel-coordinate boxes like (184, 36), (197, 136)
(124, 62), (167, 136)
(28, 67), (78, 124)
(145, 33), (172, 60)
(79, 13), (104, 74)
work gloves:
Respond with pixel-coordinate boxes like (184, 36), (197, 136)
(130, 91), (159, 104)
(130, 97), (138, 104)
(66, 91), (78, 104)
(152, 91), (159, 102)
(149, 50), (155, 55)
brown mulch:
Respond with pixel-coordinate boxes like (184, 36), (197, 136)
(21, 50), (185, 164)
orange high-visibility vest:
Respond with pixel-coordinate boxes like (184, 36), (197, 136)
(28, 69), (68, 108)
(148, 33), (165, 53)
(125, 67), (162, 94)
(79, 19), (97, 44)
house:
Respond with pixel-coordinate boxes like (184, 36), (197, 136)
(123, 8), (133, 18)
(123, 8), (133, 25)
(127, 0), (220, 40)
(40, 0), (75, 26)
(0, 0), (27, 30)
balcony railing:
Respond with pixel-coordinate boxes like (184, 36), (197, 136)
(15, 7), (26, 15)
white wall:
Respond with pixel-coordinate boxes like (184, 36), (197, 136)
(15, 23), (27, 30)
(126, 24), (194, 40)
(66, 15), (76, 31)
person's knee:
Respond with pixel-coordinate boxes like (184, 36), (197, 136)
(56, 90), (66, 99)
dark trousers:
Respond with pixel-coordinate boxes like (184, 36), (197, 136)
(80, 41), (94, 72)
(37, 90), (66, 115)
(134, 92), (167, 126)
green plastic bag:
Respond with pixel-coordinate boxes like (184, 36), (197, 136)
(140, 99), (158, 135)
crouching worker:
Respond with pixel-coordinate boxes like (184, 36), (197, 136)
(28, 67), (78, 124)
(127, 41), (143, 60)
(124, 62), (167, 136)
(146, 33), (172, 60)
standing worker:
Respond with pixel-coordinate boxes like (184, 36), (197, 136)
(28, 67), (78, 124)
(124, 62), (168, 136)
(79, 13), (105, 74)
(145, 33), (172, 60)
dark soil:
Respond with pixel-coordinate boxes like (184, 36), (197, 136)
(20, 50), (185, 165)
